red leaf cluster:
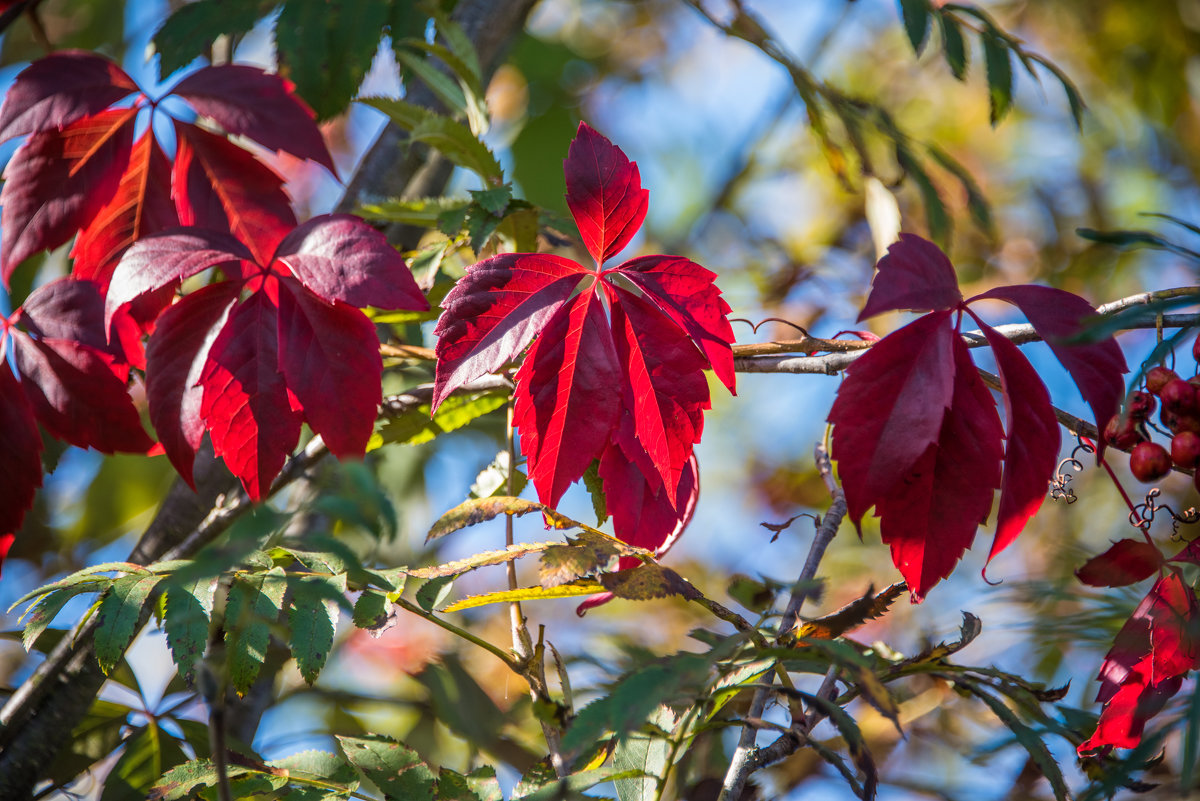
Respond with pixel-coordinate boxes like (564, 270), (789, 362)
(434, 123), (734, 552)
(828, 235), (1127, 601)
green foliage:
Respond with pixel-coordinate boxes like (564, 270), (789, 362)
(363, 97), (504, 182)
(95, 574), (164, 675)
(336, 734), (437, 801)
(376, 390), (509, 449)
(223, 567), (287, 694)
(160, 575), (217, 681)
(151, 0), (271, 76)
(286, 572), (348, 684)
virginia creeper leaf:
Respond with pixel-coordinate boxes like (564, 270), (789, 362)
(564, 121), (648, 265)
(599, 445), (698, 559)
(199, 290), (302, 501)
(0, 51), (137, 142)
(1077, 539), (1165, 588)
(858, 233), (963, 320)
(976, 315), (1060, 568)
(169, 65), (335, 170)
(513, 290), (623, 509)
(19, 277), (114, 354)
(0, 366), (43, 572)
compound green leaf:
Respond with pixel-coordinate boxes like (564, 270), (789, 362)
(224, 567), (287, 694)
(336, 735), (436, 801)
(287, 573), (347, 684)
(162, 575), (217, 681)
(95, 574), (164, 675)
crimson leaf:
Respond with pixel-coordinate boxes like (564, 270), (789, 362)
(564, 121), (648, 265)
(858, 233), (964, 320)
(0, 365), (43, 573)
(0, 51), (138, 142)
(1077, 539), (1165, 588)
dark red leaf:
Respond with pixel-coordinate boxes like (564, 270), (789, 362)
(10, 332), (153, 453)
(600, 444), (698, 557)
(858, 233), (964, 321)
(971, 284), (1128, 433)
(513, 290), (622, 509)
(872, 335), (1004, 601)
(433, 253), (585, 409)
(828, 310), (958, 527)
(975, 315), (1060, 568)
(276, 281), (382, 458)
(564, 121), (648, 265)
(1077, 539), (1165, 588)
(170, 65), (334, 171)
(173, 122), (296, 264)
(0, 364), (43, 561)
(1, 108), (136, 283)
(18, 277), (111, 353)
(105, 228), (253, 333)
(0, 51), (137, 142)
(273, 214), (428, 311)
(71, 129), (178, 286)
(199, 290), (302, 501)
(613, 255), (737, 393)
(145, 283), (239, 487)
(606, 284), (709, 502)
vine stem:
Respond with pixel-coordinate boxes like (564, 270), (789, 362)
(717, 442), (848, 801)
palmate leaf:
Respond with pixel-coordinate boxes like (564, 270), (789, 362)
(0, 364), (43, 572)
(1077, 539), (1165, 588)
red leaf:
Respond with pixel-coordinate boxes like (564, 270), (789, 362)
(173, 122), (297, 264)
(613, 255), (737, 393)
(19, 277), (111, 354)
(859, 233), (964, 321)
(170, 65), (334, 171)
(564, 122), (648, 265)
(276, 281), (382, 458)
(1077, 539), (1165, 587)
(10, 332), (153, 453)
(513, 290), (622, 509)
(0, 364), (44, 563)
(1079, 659), (1180, 755)
(828, 310), (959, 527)
(0, 107), (136, 282)
(433, 253), (585, 409)
(105, 228), (253, 333)
(606, 284), (709, 502)
(273, 214), (428, 311)
(145, 283), (239, 487)
(975, 314), (1060, 568)
(971, 284), (1127, 433)
(0, 51), (137, 142)
(872, 335), (1004, 601)
(71, 129), (178, 286)
(199, 290), (302, 500)
(600, 445), (698, 557)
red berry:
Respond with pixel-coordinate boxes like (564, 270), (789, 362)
(1128, 391), (1157, 420)
(1105, 414), (1146, 449)
(1173, 431), (1200, 469)
(1131, 441), (1173, 483)
(1162, 379), (1197, 415)
(1189, 375), (1200, 391)
(1147, 366), (1179, 395)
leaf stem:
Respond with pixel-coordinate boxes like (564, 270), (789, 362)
(393, 597), (519, 671)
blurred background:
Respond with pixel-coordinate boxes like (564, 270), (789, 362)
(2, 0), (1200, 798)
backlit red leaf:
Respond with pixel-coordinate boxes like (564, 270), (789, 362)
(105, 228), (253, 333)
(71, 130), (178, 286)
(0, 51), (137, 142)
(173, 122), (296, 264)
(433, 253), (585, 409)
(19, 277), (111, 353)
(606, 284), (709, 502)
(564, 122), (648, 265)
(872, 335), (1004, 601)
(200, 290), (302, 501)
(9, 333), (152, 453)
(600, 444), (698, 557)
(1077, 539), (1165, 588)
(1079, 659), (1180, 755)
(145, 283), (239, 487)
(976, 315), (1060, 568)
(1, 108), (136, 282)
(0, 364), (43, 565)
(513, 290), (622, 509)
(276, 281), (382, 458)
(859, 233), (964, 320)
(614, 255), (736, 393)
(170, 65), (334, 171)
(828, 310), (958, 527)
(972, 284), (1127, 433)
(273, 214), (428, 311)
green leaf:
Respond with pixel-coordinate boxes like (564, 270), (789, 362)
(464, 766), (502, 801)
(416, 575), (457, 612)
(1029, 53), (1085, 129)
(10, 561), (149, 611)
(562, 654), (712, 754)
(396, 47), (470, 117)
(378, 391), (509, 448)
(269, 749), (358, 785)
(276, 0), (389, 121)
(516, 767), (646, 801)
(795, 690), (877, 799)
(224, 567), (287, 694)
(288, 573), (347, 684)
(358, 197), (469, 228)
(162, 575), (217, 681)
(21, 584), (104, 651)
(151, 0), (272, 77)
(581, 460), (608, 526)
(982, 30), (1014, 125)
(353, 588), (393, 634)
(363, 97), (503, 181)
(336, 735), (436, 801)
(895, 142), (950, 246)
(442, 582), (605, 613)
(95, 574), (164, 675)
(937, 13), (968, 79)
(431, 10), (481, 84)
(1076, 226), (1200, 261)
(470, 186), (512, 216)
(898, 0), (931, 53)
(436, 767), (485, 801)
(101, 721), (188, 801)
(1183, 684), (1200, 790)
(927, 145), (992, 234)
(613, 706), (677, 801)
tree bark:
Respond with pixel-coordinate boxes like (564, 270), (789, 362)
(0, 1), (535, 796)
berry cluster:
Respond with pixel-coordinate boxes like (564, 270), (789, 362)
(1106, 365), (1200, 484)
